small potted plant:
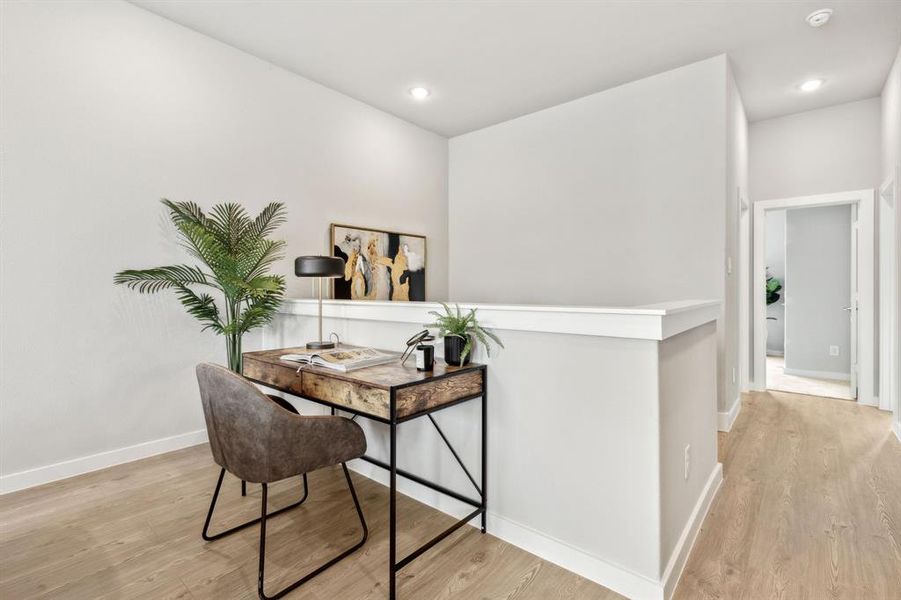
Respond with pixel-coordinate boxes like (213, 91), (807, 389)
(426, 302), (503, 366)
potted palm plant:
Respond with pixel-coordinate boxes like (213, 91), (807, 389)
(114, 199), (287, 373)
(426, 302), (503, 366)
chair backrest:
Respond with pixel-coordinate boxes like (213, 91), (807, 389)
(196, 362), (282, 483)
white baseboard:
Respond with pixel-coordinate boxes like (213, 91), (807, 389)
(661, 463), (723, 599)
(488, 511), (664, 600)
(766, 350), (784, 357)
(893, 420), (901, 443)
(0, 429), (208, 495)
(349, 460), (664, 599)
(349, 459), (723, 600)
(782, 367), (851, 381)
(717, 395), (742, 432)
(347, 459), (479, 525)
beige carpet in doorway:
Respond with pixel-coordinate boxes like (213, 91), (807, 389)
(766, 355), (852, 400)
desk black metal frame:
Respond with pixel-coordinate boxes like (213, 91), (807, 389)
(249, 364), (487, 600)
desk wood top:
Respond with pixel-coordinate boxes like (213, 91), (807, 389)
(243, 345), (483, 391)
(242, 345), (485, 421)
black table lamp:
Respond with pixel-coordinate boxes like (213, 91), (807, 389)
(295, 256), (345, 349)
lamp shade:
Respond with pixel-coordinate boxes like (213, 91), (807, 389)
(294, 255), (344, 278)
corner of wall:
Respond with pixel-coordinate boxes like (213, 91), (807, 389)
(721, 55), (749, 412)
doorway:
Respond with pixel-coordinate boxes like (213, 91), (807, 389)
(764, 205), (854, 400)
(752, 190), (876, 405)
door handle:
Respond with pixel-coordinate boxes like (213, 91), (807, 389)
(842, 306), (853, 311)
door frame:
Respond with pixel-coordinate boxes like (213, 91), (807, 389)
(752, 189), (876, 406)
(880, 171), (899, 414)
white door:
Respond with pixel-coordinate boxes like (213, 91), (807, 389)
(849, 204), (859, 399)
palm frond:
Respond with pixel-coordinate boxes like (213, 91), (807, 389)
(162, 199), (211, 233)
(208, 203), (250, 251)
(241, 238), (286, 281)
(174, 220), (237, 286)
(173, 285), (224, 333)
(246, 203), (287, 240)
(237, 278), (285, 334)
(113, 265), (217, 293)
(240, 275), (285, 299)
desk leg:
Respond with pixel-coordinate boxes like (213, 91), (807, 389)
(389, 394), (397, 600)
(481, 372), (488, 534)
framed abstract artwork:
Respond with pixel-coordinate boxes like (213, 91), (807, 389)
(330, 224), (426, 301)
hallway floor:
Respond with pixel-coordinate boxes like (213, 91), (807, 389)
(766, 355), (853, 400)
(675, 389), (901, 599)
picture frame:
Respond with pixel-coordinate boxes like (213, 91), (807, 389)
(329, 223), (427, 301)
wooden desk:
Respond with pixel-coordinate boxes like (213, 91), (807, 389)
(243, 346), (487, 600)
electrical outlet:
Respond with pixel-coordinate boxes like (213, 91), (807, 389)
(684, 445), (691, 480)
(726, 256), (733, 274)
(829, 345), (840, 357)
(732, 367), (736, 384)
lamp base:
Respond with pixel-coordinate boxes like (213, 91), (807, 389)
(306, 340), (336, 350)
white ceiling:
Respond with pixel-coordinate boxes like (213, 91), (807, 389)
(130, 1), (901, 137)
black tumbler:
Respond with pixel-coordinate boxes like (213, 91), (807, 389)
(415, 342), (434, 371)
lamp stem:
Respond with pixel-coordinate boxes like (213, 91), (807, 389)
(318, 277), (324, 344)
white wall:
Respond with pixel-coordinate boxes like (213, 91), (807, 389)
(657, 322), (718, 582)
(449, 55), (742, 413)
(750, 98), (882, 201)
(449, 56), (726, 306)
(765, 210), (786, 354)
(725, 62), (749, 413)
(0, 1), (448, 487)
(881, 46), (901, 430)
(882, 47), (901, 182)
(784, 205), (852, 377)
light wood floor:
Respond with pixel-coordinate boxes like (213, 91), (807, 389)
(0, 446), (622, 599)
(2, 390), (899, 599)
(675, 389), (901, 599)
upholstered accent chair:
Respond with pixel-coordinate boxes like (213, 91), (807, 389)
(196, 363), (368, 600)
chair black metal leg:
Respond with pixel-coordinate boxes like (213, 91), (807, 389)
(257, 463), (368, 600)
(202, 468), (309, 542)
(242, 479), (247, 497)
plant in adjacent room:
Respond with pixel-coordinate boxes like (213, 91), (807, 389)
(426, 302), (503, 366)
(114, 199), (287, 373)
(766, 268), (783, 305)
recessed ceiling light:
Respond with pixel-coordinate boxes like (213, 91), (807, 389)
(799, 78), (825, 92)
(409, 87), (430, 100)
(806, 8), (833, 27)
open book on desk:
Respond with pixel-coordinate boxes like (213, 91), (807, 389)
(279, 347), (399, 372)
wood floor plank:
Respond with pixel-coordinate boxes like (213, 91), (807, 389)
(0, 446), (621, 600)
(675, 390), (901, 600)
